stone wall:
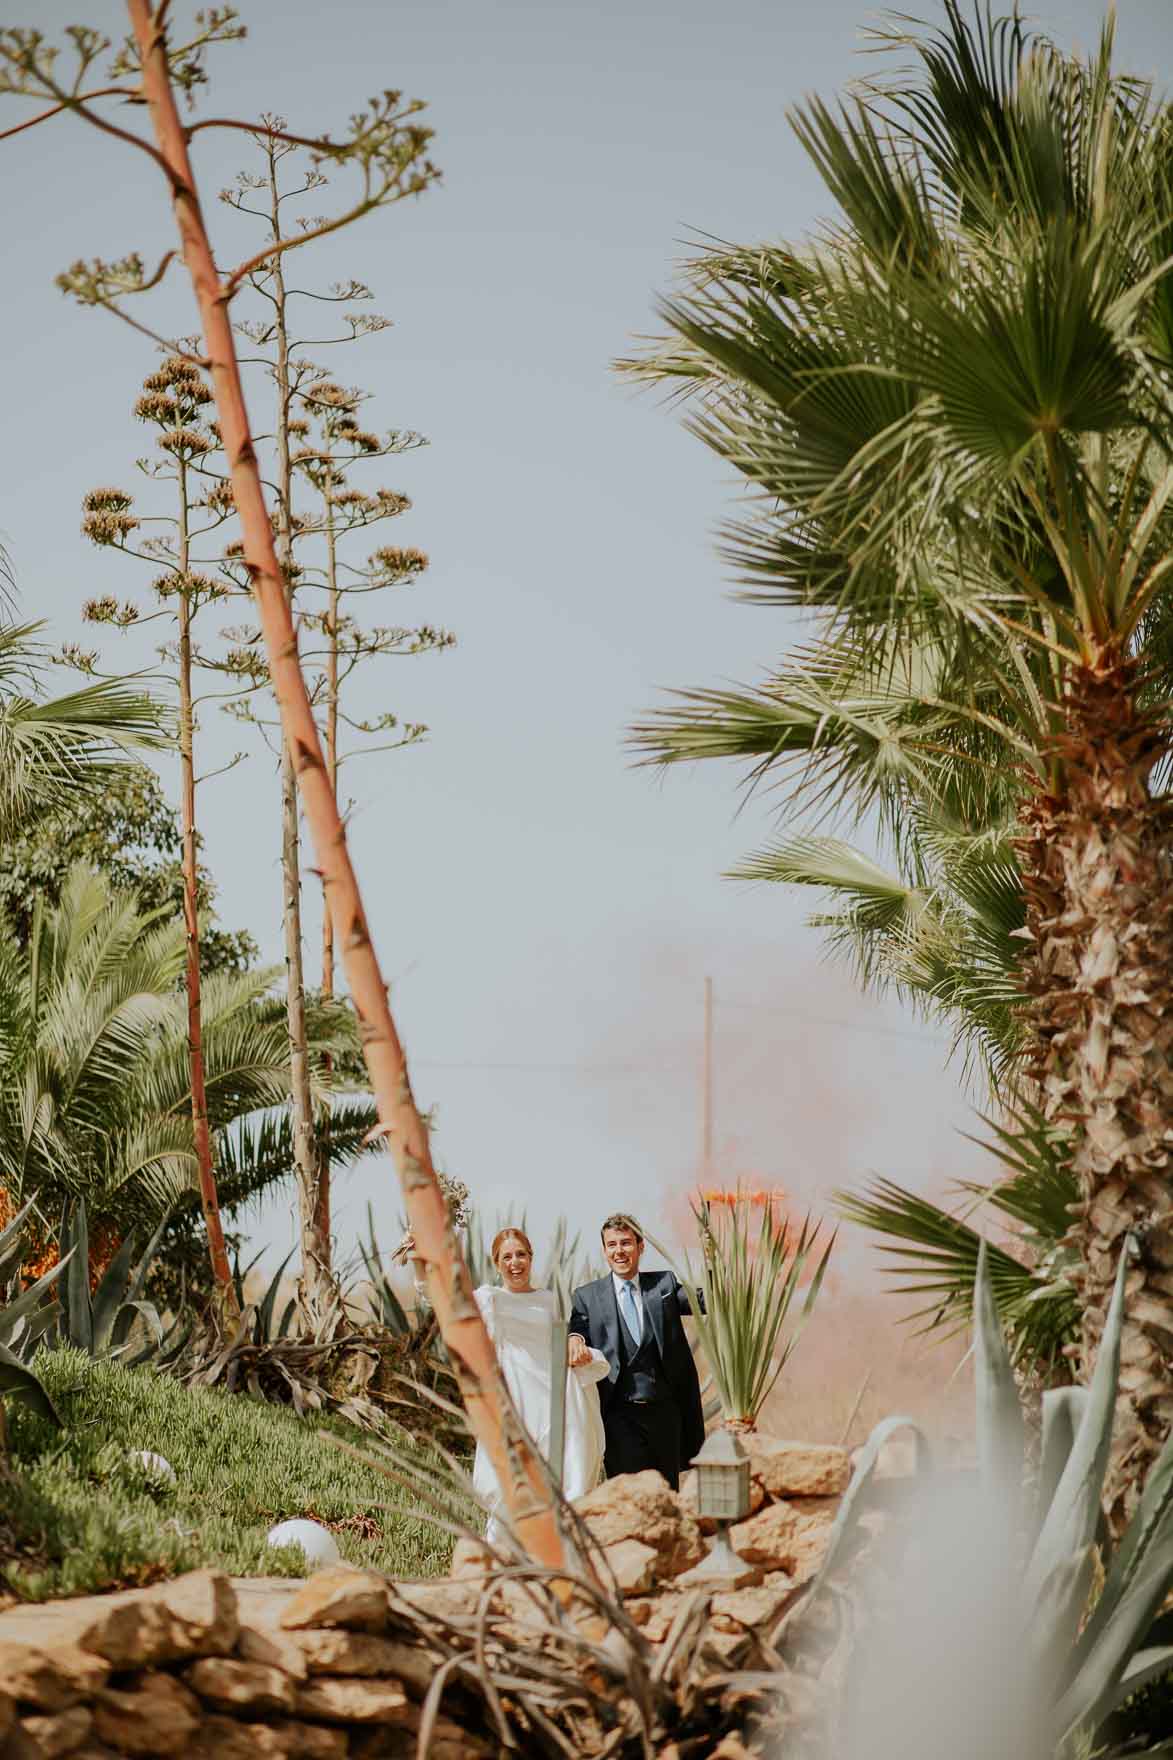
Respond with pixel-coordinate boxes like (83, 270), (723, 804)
(0, 1442), (867, 1758)
(0, 1567), (485, 1760)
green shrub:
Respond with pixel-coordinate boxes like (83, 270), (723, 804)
(0, 1349), (452, 1600)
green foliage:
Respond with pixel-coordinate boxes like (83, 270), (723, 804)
(620, 4), (1173, 1087)
(0, 865), (380, 1241)
(834, 1102), (1079, 1376)
(663, 1194), (833, 1428)
(0, 618), (165, 843)
(812, 1245), (1173, 1757)
(0, 1200), (61, 1427)
(1, 1349), (449, 1599)
(0, 763), (257, 975)
(38, 1199), (188, 1367)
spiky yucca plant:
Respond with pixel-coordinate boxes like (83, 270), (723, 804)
(670, 1192), (833, 1431)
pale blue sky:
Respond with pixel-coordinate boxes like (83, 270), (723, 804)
(2, 0), (1168, 1272)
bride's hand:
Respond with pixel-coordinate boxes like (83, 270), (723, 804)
(567, 1332), (592, 1368)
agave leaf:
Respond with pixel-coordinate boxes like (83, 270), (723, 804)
(60, 1199), (93, 1355)
(1033, 1387), (1087, 1546)
(973, 1239), (1024, 1505)
(6, 1301), (61, 1361)
(1072, 1409), (1173, 1677)
(1025, 1246), (1129, 1605)
(109, 1299), (165, 1357)
(276, 1297), (298, 1341)
(1083, 1644), (1173, 1729)
(1055, 1544), (1173, 1742)
(149, 1312), (194, 1371)
(0, 1195), (39, 1286)
(1026, 1542), (1097, 1689)
(257, 1248), (296, 1342)
(0, 1339), (60, 1424)
(813, 1413), (931, 1587)
(0, 1248), (74, 1347)
(124, 1211), (172, 1308)
(91, 1229), (142, 1354)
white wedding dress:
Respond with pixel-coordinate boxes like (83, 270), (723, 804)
(472, 1284), (609, 1545)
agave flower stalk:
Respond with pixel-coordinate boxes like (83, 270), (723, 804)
(121, 0), (567, 1568)
(81, 359), (242, 1319)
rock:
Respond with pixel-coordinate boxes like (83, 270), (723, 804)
(288, 1629), (436, 1689)
(449, 1538), (492, 1579)
(0, 1644), (109, 1712)
(278, 1567), (389, 1633)
(602, 1538), (660, 1595)
(709, 1578), (796, 1632)
(626, 1589), (690, 1643)
(698, 1627), (750, 1666)
(573, 1471), (704, 1578)
(92, 1673), (200, 1757)
(731, 1501), (835, 1580)
(750, 1443), (851, 1499)
(79, 1570), (239, 1668)
(0, 1690), (13, 1739)
(17, 1707), (93, 1758)
(391, 1580), (476, 1622)
(189, 1717), (346, 1759)
(184, 1657), (295, 1714)
(349, 1719), (488, 1760)
(235, 1624), (309, 1681)
(293, 1676), (409, 1724)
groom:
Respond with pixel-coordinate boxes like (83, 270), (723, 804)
(568, 1213), (705, 1491)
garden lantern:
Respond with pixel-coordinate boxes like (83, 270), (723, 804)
(677, 1427), (758, 1586)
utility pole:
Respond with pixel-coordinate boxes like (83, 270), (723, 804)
(702, 975), (714, 1181)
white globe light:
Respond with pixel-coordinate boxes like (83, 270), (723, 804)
(265, 1518), (341, 1567)
(130, 1450), (176, 1483)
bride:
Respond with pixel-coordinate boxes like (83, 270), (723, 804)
(473, 1227), (609, 1545)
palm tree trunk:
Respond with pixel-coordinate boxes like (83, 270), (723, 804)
(177, 459), (238, 1319)
(1018, 651), (1173, 1526)
(128, 0), (568, 1569)
(265, 148), (337, 1328)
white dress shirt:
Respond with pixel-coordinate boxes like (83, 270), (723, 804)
(612, 1271), (645, 1341)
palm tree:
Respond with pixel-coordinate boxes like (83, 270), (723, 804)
(0, 604), (165, 840)
(621, 4), (1173, 1519)
(0, 865), (381, 1251)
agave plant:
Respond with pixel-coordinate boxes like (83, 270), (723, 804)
(0, 1198), (61, 1431)
(32, 1199), (189, 1369)
(659, 1190), (834, 1431)
(807, 1243), (1173, 1759)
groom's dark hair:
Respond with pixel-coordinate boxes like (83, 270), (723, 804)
(600, 1212), (643, 1244)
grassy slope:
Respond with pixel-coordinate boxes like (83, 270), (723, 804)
(0, 1349), (455, 1601)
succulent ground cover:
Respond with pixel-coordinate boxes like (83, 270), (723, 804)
(0, 1352), (453, 1602)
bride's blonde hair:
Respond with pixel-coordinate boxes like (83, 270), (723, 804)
(490, 1226), (533, 1266)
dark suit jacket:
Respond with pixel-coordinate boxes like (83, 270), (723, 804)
(569, 1269), (705, 1466)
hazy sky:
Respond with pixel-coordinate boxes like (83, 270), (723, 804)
(2, 0), (1169, 1274)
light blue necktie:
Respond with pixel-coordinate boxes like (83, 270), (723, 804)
(619, 1278), (642, 1345)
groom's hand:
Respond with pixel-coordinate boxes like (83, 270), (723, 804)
(567, 1333), (592, 1368)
